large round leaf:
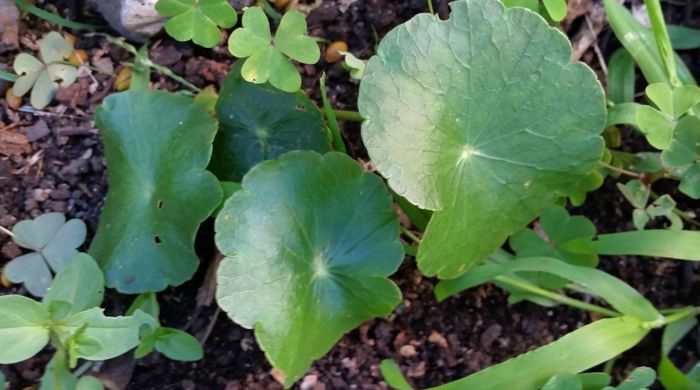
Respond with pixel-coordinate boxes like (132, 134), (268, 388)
(91, 90), (222, 293)
(210, 63), (331, 181)
(358, 0), (606, 279)
(215, 151), (403, 387)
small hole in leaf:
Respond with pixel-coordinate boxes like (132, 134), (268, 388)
(154, 235), (162, 244)
(157, 200), (163, 209)
(295, 104), (306, 111)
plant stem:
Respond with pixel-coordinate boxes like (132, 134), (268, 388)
(662, 307), (700, 326)
(598, 161), (642, 178)
(494, 275), (621, 318)
(0, 70), (17, 82)
(73, 361), (93, 377)
(332, 109), (364, 122)
(55, 61), (116, 77)
(400, 226), (422, 245)
(427, 0), (434, 14)
(0, 225), (14, 238)
(643, 0), (680, 86)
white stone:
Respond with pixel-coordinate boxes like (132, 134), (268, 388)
(90, 0), (165, 42)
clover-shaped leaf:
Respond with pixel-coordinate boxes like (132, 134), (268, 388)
(210, 62), (331, 181)
(359, 0), (606, 279)
(229, 7), (320, 92)
(216, 151), (403, 387)
(661, 116), (700, 199)
(635, 84), (700, 150)
(4, 213), (87, 297)
(509, 206), (597, 289)
(156, 0), (237, 48)
(12, 32), (77, 109)
(90, 90), (222, 293)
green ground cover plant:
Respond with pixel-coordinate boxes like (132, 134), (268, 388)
(4, 0), (700, 388)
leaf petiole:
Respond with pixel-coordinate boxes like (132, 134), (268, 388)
(332, 109), (364, 122)
(0, 225), (14, 238)
(598, 161), (642, 178)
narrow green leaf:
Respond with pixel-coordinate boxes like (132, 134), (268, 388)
(320, 74), (347, 153)
(379, 360), (414, 390)
(668, 25), (700, 50)
(562, 230), (700, 261)
(385, 317), (649, 390)
(608, 49), (636, 104)
(658, 316), (700, 390)
(11, 0), (103, 30)
(435, 257), (660, 321)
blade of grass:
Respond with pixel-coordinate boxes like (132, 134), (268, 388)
(319, 74), (347, 153)
(643, 0), (680, 86)
(11, 0), (103, 30)
(562, 230), (700, 261)
(0, 70), (18, 82)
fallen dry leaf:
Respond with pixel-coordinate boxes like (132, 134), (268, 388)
(0, 129), (30, 156)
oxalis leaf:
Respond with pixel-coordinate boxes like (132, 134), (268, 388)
(215, 151), (403, 387)
(156, 0), (237, 48)
(5, 212), (86, 297)
(90, 90), (222, 293)
(228, 7), (320, 92)
(358, 0), (606, 279)
(210, 62), (331, 181)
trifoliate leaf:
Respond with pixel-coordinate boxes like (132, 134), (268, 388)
(210, 62), (331, 181)
(12, 32), (77, 109)
(228, 7), (320, 92)
(216, 151), (403, 387)
(0, 295), (51, 364)
(661, 116), (700, 199)
(43, 254), (105, 317)
(645, 195), (683, 230)
(617, 180), (650, 209)
(358, 0), (606, 278)
(5, 212), (87, 296)
(156, 0), (237, 48)
(91, 90), (222, 293)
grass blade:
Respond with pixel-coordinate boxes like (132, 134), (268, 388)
(11, 0), (103, 30)
(563, 230), (700, 261)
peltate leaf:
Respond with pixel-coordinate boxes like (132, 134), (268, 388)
(358, 0), (606, 278)
(210, 62), (331, 181)
(216, 151), (403, 387)
(156, 0), (237, 48)
(0, 295), (51, 364)
(91, 90), (222, 293)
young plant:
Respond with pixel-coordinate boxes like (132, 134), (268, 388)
(0, 254), (150, 389)
(229, 7), (320, 92)
(1, 213), (87, 296)
(156, 0), (238, 48)
(12, 31), (78, 109)
(358, 0), (606, 279)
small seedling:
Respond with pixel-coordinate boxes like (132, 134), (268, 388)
(12, 31), (78, 109)
(229, 7), (320, 92)
(1, 213), (86, 296)
(156, 0), (237, 48)
(617, 180), (683, 229)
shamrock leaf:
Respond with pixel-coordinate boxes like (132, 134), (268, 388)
(156, 0), (237, 48)
(216, 151), (403, 387)
(509, 206), (598, 289)
(617, 180), (682, 230)
(635, 84), (700, 150)
(661, 116), (700, 199)
(210, 62), (331, 181)
(4, 213), (87, 297)
(12, 32), (77, 109)
(358, 0), (606, 279)
(229, 7), (320, 92)
(91, 90), (222, 293)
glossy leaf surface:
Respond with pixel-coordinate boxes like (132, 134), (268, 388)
(359, 0), (606, 278)
(216, 151), (403, 387)
(91, 90), (222, 293)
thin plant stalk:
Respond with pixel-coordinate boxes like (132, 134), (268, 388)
(643, 0), (680, 86)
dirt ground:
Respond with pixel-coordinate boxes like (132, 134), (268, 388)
(1, 0), (700, 389)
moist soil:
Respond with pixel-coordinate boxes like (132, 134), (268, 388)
(1, 0), (700, 389)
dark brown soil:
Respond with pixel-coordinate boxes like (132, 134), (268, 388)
(1, 0), (700, 389)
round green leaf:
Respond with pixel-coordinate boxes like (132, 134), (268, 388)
(0, 295), (51, 364)
(215, 151), (403, 387)
(90, 90), (222, 293)
(358, 0), (605, 279)
(210, 63), (331, 181)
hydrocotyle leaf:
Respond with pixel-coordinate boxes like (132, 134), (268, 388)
(91, 90), (222, 293)
(210, 62), (331, 181)
(216, 151), (403, 387)
(0, 295), (51, 364)
(358, 0), (606, 279)
(383, 317), (649, 390)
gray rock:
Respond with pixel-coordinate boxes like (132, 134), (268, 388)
(89, 0), (165, 42)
